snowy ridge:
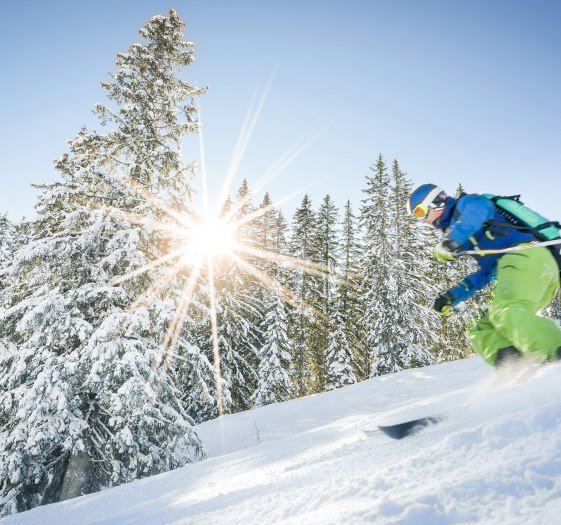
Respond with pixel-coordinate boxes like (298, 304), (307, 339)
(3, 357), (561, 525)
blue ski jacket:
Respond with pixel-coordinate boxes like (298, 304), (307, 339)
(436, 194), (536, 304)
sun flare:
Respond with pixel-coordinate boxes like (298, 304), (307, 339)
(106, 78), (327, 418)
(182, 216), (238, 263)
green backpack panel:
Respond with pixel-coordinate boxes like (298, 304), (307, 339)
(482, 194), (561, 242)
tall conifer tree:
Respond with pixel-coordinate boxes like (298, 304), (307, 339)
(388, 160), (433, 368)
(325, 307), (356, 390)
(198, 264), (259, 413)
(252, 288), (293, 406)
(250, 193), (278, 354)
(192, 182), (262, 414)
(337, 200), (364, 378)
(308, 194), (340, 391)
(254, 193), (277, 273)
(358, 155), (401, 376)
(0, 214), (15, 268)
(0, 11), (205, 514)
(288, 195), (317, 396)
(251, 198), (293, 406)
(272, 210), (290, 281)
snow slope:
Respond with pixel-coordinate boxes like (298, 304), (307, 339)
(4, 357), (561, 525)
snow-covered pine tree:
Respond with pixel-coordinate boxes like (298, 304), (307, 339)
(252, 287), (293, 406)
(174, 333), (223, 424)
(388, 160), (433, 368)
(234, 179), (256, 250)
(273, 210), (288, 250)
(192, 251), (259, 415)
(288, 194), (317, 396)
(227, 181), (264, 409)
(191, 183), (262, 416)
(272, 210), (289, 273)
(337, 200), (364, 379)
(358, 154), (402, 376)
(325, 306), (356, 390)
(251, 196), (293, 406)
(0, 214), (16, 300)
(254, 193), (278, 275)
(0, 214), (15, 268)
(308, 194), (340, 392)
(0, 214), (16, 353)
(0, 10), (205, 515)
(249, 193), (278, 356)
(269, 209), (293, 294)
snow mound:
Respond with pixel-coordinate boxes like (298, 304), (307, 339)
(4, 357), (561, 525)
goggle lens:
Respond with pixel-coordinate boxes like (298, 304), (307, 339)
(412, 204), (429, 219)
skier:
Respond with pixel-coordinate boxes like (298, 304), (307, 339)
(407, 183), (561, 367)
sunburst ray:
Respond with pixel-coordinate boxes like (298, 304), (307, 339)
(221, 129), (323, 226)
(157, 256), (205, 373)
(109, 248), (186, 287)
(215, 73), (276, 217)
(231, 253), (327, 322)
(229, 186), (313, 231)
(206, 256), (224, 417)
(237, 244), (335, 280)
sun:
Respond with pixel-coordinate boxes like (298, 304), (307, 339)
(106, 77), (326, 417)
(181, 215), (238, 263)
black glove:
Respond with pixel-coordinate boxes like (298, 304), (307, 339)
(433, 291), (455, 316)
(442, 239), (462, 252)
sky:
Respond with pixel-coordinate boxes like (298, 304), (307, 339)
(1, 0), (560, 221)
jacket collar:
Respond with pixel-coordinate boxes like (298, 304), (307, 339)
(434, 196), (457, 230)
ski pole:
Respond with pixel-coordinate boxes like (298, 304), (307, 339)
(458, 238), (561, 257)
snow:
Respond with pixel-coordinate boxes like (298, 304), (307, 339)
(4, 356), (561, 524)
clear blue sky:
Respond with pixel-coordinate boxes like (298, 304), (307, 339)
(1, 0), (560, 221)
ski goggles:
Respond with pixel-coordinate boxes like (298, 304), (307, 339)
(411, 202), (446, 220)
(411, 203), (431, 219)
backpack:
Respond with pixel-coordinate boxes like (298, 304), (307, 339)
(482, 194), (561, 275)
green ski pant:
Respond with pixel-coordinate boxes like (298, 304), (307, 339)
(469, 247), (561, 365)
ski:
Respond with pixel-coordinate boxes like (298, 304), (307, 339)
(378, 415), (446, 439)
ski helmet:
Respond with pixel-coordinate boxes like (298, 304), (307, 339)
(407, 184), (448, 219)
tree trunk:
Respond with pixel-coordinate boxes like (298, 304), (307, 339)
(59, 451), (92, 501)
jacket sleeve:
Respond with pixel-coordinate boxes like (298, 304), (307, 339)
(447, 195), (496, 249)
(447, 260), (496, 304)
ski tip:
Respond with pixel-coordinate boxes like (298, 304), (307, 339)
(378, 415), (446, 440)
